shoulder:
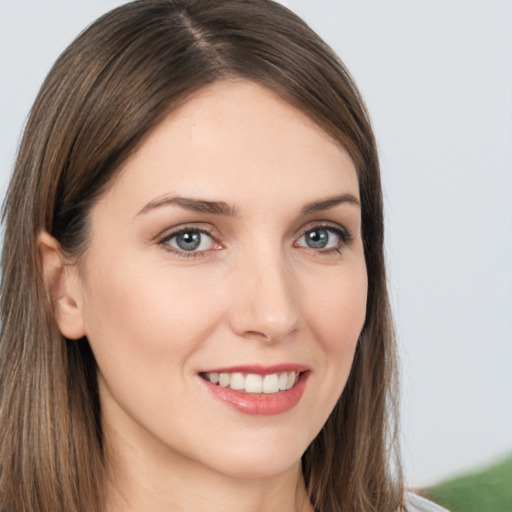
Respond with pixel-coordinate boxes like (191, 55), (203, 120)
(403, 492), (450, 512)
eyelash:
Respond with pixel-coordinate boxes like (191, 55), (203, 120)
(158, 226), (217, 259)
(295, 223), (353, 255)
(157, 223), (353, 259)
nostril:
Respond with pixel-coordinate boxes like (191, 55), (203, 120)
(244, 330), (272, 343)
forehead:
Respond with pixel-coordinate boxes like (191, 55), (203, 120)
(106, 80), (359, 212)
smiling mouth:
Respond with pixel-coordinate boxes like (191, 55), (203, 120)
(200, 371), (300, 394)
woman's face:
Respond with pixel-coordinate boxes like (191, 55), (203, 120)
(71, 81), (367, 480)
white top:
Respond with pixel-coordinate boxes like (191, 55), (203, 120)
(404, 492), (449, 512)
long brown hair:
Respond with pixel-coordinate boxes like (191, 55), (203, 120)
(0, 1), (403, 511)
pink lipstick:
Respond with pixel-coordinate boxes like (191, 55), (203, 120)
(198, 364), (310, 416)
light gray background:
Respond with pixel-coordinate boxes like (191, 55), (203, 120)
(1, 0), (511, 488)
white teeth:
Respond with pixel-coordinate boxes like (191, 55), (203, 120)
(203, 371), (300, 394)
(219, 373), (230, 388)
(262, 374), (279, 393)
(245, 374), (263, 393)
(286, 371), (296, 390)
(230, 372), (245, 390)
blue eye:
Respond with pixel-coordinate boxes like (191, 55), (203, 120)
(163, 229), (215, 253)
(296, 226), (346, 251)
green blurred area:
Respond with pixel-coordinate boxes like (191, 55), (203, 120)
(422, 455), (512, 512)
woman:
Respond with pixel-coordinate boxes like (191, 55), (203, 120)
(0, 1), (447, 511)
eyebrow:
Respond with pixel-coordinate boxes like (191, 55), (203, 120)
(300, 194), (360, 215)
(136, 193), (360, 218)
(136, 196), (238, 217)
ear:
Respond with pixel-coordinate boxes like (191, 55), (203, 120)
(38, 232), (86, 340)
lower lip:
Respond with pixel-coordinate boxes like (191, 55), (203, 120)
(200, 372), (310, 416)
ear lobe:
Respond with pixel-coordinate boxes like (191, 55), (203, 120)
(38, 232), (86, 340)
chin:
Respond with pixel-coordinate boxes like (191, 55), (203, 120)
(213, 453), (303, 481)
(194, 426), (314, 480)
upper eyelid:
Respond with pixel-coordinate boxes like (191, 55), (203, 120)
(295, 225), (350, 247)
(156, 223), (217, 241)
(293, 220), (351, 239)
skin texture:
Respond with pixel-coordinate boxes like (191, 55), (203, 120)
(43, 80), (368, 512)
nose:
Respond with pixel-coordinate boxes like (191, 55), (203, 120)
(227, 249), (299, 344)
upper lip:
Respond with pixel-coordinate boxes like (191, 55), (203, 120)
(198, 363), (310, 375)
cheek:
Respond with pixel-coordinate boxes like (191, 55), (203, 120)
(289, 260), (367, 445)
(302, 263), (367, 355)
(304, 260), (367, 397)
(80, 255), (225, 371)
